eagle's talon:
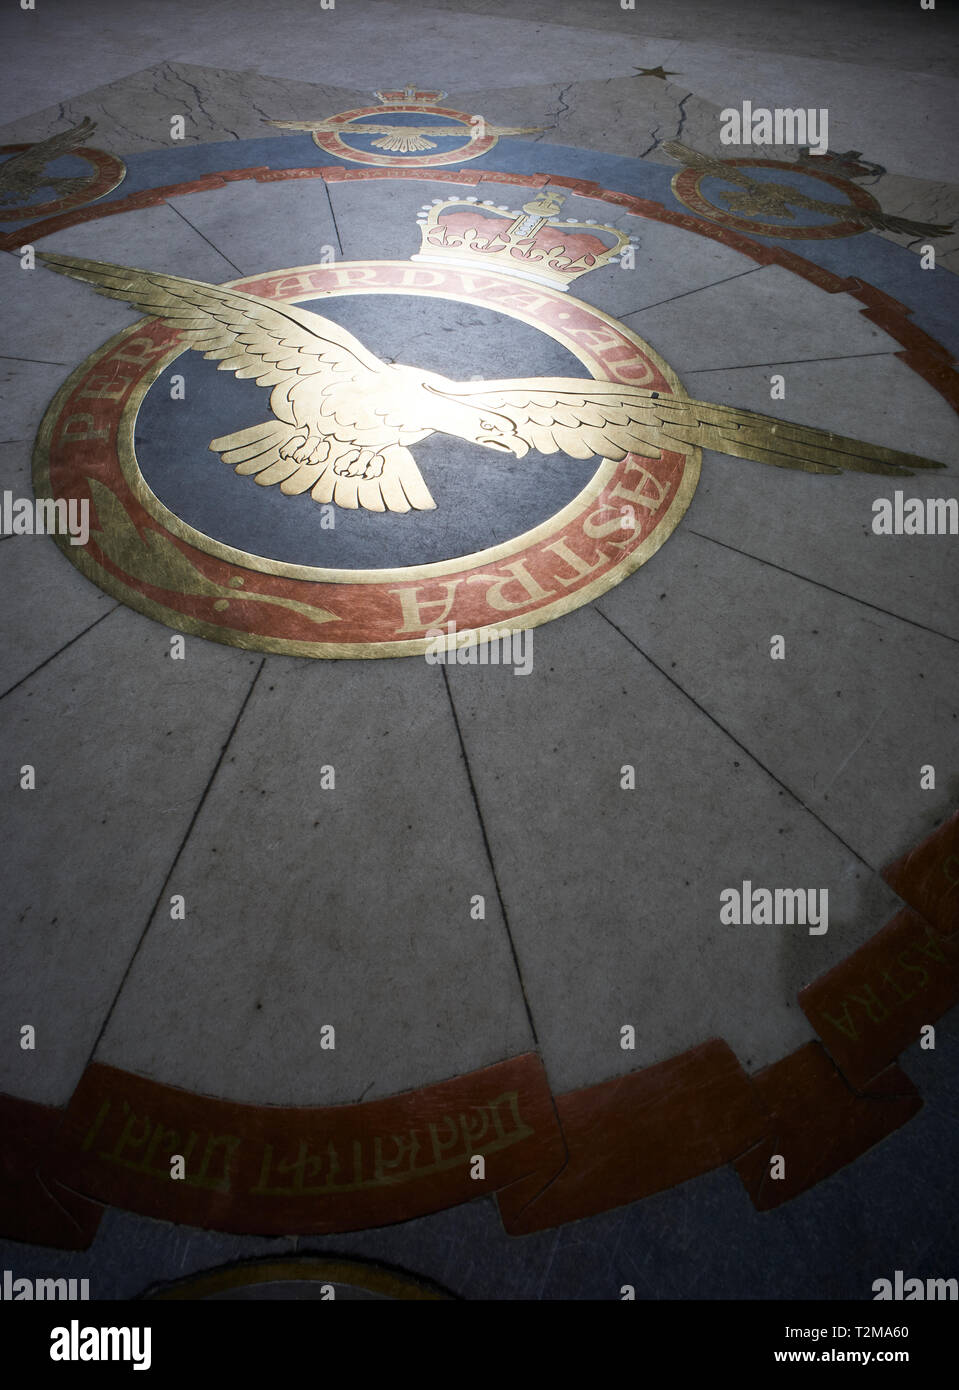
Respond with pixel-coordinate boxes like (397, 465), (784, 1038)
(335, 449), (379, 478)
(279, 432), (308, 462)
(286, 435), (330, 465)
(332, 449), (361, 477)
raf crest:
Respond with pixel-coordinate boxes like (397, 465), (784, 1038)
(30, 178), (950, 659)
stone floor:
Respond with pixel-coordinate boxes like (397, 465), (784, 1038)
(0, 0), (957, 1301)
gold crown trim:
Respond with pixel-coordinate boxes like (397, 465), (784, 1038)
(411, 194), (635, 290)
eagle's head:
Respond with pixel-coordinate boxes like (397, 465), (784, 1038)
(418, 379), (530, 458)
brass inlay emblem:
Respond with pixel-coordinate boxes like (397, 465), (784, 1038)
(0, 117), (97, 204)
(0, 117), (125, 219)
(39, 249), (946, 525)
(665, 140), (955, 239)
(266, 84), (541, 167)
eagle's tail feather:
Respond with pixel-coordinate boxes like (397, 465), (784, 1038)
(210, 420), (289, 469)
(391, 447), (437, 510)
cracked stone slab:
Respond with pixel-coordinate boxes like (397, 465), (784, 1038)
(873, 173), (959, 275)
(35, 200), (251, 283)
(660, 40), (959, 183)
(0, 61), (367, 157)
(455, 74), (723, 165)
(0, 438), (32, 493)
(325, 175), (589, 264)
(324, 177), (757, 325)
(539, 195), (759, 321)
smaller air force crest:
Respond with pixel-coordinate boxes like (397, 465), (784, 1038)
(0, 119), (126, 222)
(34, 187), (944, 659)
(265, 85), (543, 167)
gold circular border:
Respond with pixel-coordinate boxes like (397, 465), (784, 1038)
(0, 142), (126, 221)
(33, 263), (700, 659)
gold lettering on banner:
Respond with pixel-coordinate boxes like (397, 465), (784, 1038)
(60, 413), (109, 442)
(80, 1099), (112, 1152)
(485, 284), (556, 316)
(251, 1138), (347, 1197)
(268, 272), (327, 298)
(399, 267), (447, 289)
(78, 378), (128, 402)
(610, 459), (669, 511)
(92, 1099), (239, 1193)
(468, 559), (554, 610)
(444, 272), (494, 298)
(541, 536), (605, 587)
(390, 579), (463, 632)
(583, 505), (643, 552)
(373, 1129), (423, 1184)
(470, 1089), (535, 1149)
(566, 328), (656, 384)
(333, 266), (385, 288)
(112, 335), (172, 367)
(78, 1091), (533, 1201)
(427, 1114), (461, 1167)
(248, 1090), (534, 1198)
(818, 926), (952, 1043)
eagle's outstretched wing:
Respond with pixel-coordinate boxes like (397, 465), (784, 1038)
(426, 378), (949, 477)
(0, 119), (97, 191)
(36, 250), (385, 386)
(37, 251), (439, 513)
(660, 140), (761, 189)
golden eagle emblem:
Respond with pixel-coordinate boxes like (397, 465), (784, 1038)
(39, 251), (946, 515)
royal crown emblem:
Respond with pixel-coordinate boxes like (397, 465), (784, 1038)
(412, 191), (634, 290)
(372, 84), (448, 105)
